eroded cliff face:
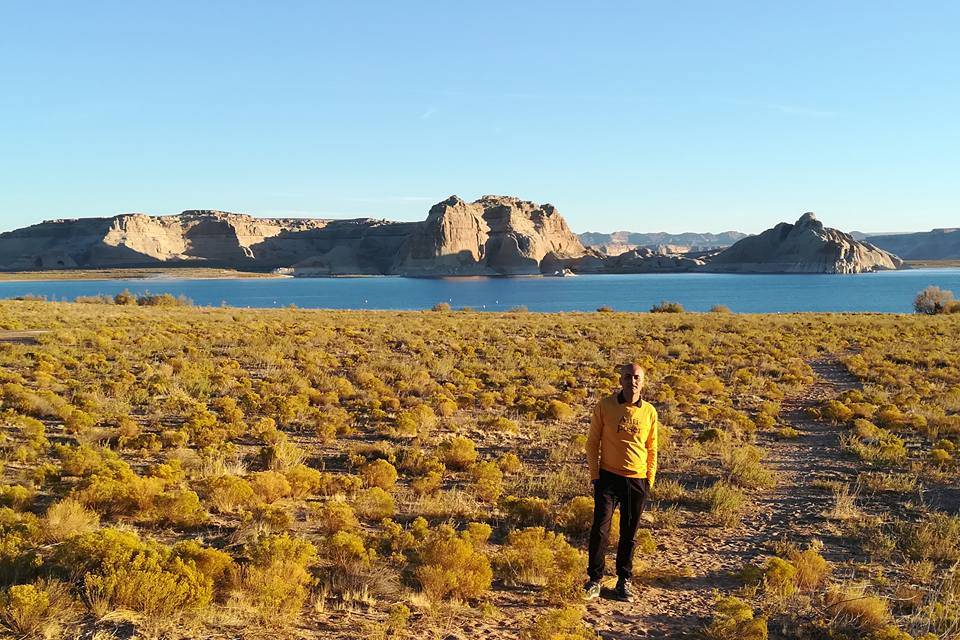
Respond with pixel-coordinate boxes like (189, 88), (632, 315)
(704, 213), (903, 273)
(393, 196), (586, 275)
(0, 197), (586, 275)
(542, 247), (706, 274)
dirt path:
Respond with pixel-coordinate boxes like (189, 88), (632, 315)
(579, 355), (863, 639)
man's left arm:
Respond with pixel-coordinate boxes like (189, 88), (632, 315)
(646, 407), (659, 488)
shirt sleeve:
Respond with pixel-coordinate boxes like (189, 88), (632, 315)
(586, 400), (603, 481)
(647, 407), (659, 487)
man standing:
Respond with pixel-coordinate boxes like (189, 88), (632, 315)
(584, 363), (659, 602)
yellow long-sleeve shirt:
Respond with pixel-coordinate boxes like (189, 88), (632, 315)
(586, 393), (659, 485)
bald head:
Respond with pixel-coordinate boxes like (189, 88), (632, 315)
(619, 363), (645, 403)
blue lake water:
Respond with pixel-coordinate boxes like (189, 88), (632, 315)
(1, 270), (959, 313)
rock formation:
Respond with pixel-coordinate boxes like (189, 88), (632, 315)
(393, 196), (585, 275)
(0, 204), (907, 276)
(579, 230), (746, 256)
(0, 197), (584, 276)
(864, 228), (960, 260)
(542, 247), (705, 274)
(703, 212), (903, 273)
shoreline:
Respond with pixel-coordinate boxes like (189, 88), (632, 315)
(0, 267), (290, 282)
(1, 262), (959, 281)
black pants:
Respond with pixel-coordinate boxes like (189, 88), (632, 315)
(587, 469), (650, 581)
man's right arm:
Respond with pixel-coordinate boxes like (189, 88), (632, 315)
(586, 401), (603, 481)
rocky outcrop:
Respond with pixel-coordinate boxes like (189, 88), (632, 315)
(704, 213), (903, 273)
(0, 197), (585, 276)
(542, 247), (705, 274)
(865, 228), (960, 260)
(579, 230), (746, 256)
(393, 196), (585, 275)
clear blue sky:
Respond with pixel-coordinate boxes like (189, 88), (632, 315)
(1, 1), (957, 234)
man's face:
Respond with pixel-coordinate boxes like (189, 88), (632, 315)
(620, 365), (644, 398)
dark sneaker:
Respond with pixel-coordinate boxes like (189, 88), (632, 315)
(614, 578), (635, 603)
(583, 580), (602, 600)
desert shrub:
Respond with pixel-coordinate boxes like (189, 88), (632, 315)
(240, 533), (317, 625)
(824, 583), (892, 635)
(0, 508), (42, 582)
(651, 478), (686, 502)
(361, 459), (398, 491)
(695, 481), (747, 527)
(410, 470), (443, 495)
(316, 472), (363, 497)
(72, 470), (164, 518)
(113, 290), (136, 305)
(651, 301), (684, 313)
(930, 447), (953, 466)
(43, 498), (100, 542)
(354, 487), (395, 521)
(821, 400), (854, 424)
(557, 496), (595, 537)
(853, 418), (882, 439)
(396, 448), (444, 476)
(137, 292), (192, 307)
(545, 400), (574, 421)
(395, 405), (437, 437)
(284, 464), (325, 498)
(721, 444), (776, 490)
(309, 498), (359, 535)
(754, 556), (797, 598)
(464, 521), (492, 545)
(56, 528), (213, 619)
(709, 304), (732, 313)
(172, 540), (238, 599)
(62, 408), (96, 434)
(376, 517), (429, 563)
(788, 544), (831, 591)
(495, 527), (586, 602)
(501, 495), (553, 528)
(900, 512), (960, 562)
(204, 475), (257, 514)
(467, 460), (504, 503)
(415, 524), (492, 601)
(320, 530), (379, 596)
(312, 407), (350, 441)
(498, 452), (523, 474)
(154, 489), (208, 527)
(0, 579), (78, 638)
(857, 472), (917, 494)
(521, 605), (597, 640)
(704, 596), (767, 640)
(914, 286), (955, 315)
(248, 471), (292, 504)
(0, 485), (34, 511)
(431, 302), (451, 312)
(263, 439), (307, 472)
(438, 436), (478, 470)
(698, 427), (725, 444)
(841, 431), (907, 466)
(486, 416), (519, 434)
(776, 427), (801, 439)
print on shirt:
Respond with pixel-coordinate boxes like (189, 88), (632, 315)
(617, 412), (641, 435)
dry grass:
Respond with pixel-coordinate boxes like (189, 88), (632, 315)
(0, 301), (956, 637)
